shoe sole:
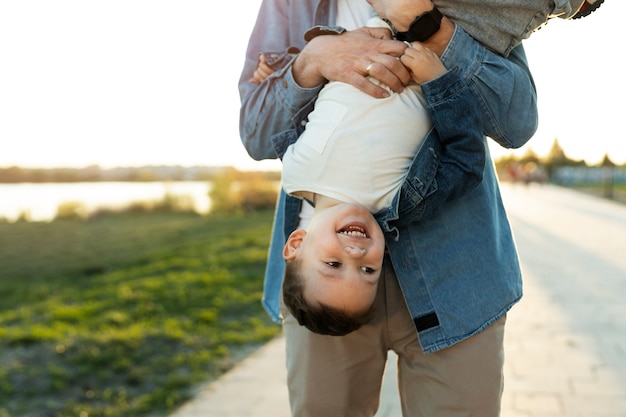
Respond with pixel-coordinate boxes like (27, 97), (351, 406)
(572, 0), (605, 19)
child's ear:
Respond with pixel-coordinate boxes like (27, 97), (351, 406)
(283, 229), (306, 260)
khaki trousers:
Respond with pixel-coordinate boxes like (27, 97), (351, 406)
(282, 255), (506, 417)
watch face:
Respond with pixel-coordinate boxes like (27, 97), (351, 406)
(397, 8), (442, 43)
(414, 17), (439, 41)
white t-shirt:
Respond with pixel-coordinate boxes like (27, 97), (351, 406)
(336, 0), (375, 30)
(283, 13), (433, 214)
(283, 0), (425, 229)
(282, 79), (432, 213)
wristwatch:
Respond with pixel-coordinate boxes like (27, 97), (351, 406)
(395, 7), (443, 43)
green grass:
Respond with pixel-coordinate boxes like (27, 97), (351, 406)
(0, 211), (281, 417)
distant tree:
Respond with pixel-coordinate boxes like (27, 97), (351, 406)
(600, 153), (615, 167)
(209, 167), (278, 215)
(55, 201), (86, 220)
(546, 138), (568, 164)
(517, 148), (540, 164)
(238, 172), (279, 212)
(543, 137), (586, 180)
(209, 167), (241, 215)
(128, 169), (157, 182)
(600, 153), (616, 199)
(0, 166), (24, 183)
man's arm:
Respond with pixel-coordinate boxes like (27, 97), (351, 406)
(441, 26), (538, 148)
(292, 27), (410, 97)
(367, 0), (455, 56)
(239, 1), (409, 161)
(368, 0), (539, 148)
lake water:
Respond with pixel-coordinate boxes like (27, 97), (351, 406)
(0, 182), (211, 222)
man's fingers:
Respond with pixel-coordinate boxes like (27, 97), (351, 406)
(297, 27), (412, 96)
(366, 55), (412, 92)
(361, 26), (394, 40)
(350, 73), (392, 99)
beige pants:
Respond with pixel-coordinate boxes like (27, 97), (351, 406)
(282, 255), (506, 417)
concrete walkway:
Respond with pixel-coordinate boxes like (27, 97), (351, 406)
(169, 184), (626, 417)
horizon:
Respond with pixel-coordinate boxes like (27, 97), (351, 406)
(0, 163), (281, 171)
(3, 136), (624, 173)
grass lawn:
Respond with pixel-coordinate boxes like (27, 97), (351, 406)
(0, 211), (281, 417)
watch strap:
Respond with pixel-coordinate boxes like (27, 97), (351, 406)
(396, 7), (443, 43)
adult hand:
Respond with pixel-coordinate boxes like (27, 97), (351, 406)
(292, 27), (411, 99)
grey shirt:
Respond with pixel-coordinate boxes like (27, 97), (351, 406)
(437, 0), (584, 55)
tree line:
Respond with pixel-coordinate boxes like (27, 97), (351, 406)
(494, 138), (624, 183)
(0, 165), (281, 183)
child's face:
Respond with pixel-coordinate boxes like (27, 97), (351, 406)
(283, 203), (385, 315)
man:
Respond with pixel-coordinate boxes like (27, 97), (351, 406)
(238, 0), (589, 415)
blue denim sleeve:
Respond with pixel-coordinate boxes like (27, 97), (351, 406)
(262, 190), (288, 323)
(237, 0), (324, 161)
(439, 25), (538, 149)
(262, 189), (305, 323)
(377, 70), (485, 231)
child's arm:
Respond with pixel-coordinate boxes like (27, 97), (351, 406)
(375, 41), (485, 228)
(370, 0), (538, 148)
(378, 66), (485, 229)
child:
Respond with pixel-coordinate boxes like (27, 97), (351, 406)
(252, 17), (484, 335)
(246, 0), (604, 336)
(239, 1), (605, 415)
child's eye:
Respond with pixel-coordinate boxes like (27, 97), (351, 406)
(361, 266), (375, 274)
(326, 262), (341, 268)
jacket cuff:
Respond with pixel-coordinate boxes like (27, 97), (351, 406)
(439, 24), (481, 78)
(259, 47), (300, 71)
(303, 25), (347, 42)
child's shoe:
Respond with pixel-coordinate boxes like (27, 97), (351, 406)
(572, 0), (604, 19)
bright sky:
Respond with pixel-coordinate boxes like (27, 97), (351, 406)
(0, 1), (623, 171)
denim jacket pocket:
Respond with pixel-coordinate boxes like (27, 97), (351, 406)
(377, 139), (440, 233)
(396, 146), (439, 221)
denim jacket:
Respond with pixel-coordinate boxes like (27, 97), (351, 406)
(238, 0), (535, 353)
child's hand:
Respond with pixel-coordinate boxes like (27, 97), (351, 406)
(400, 42), (446, 85)
(249, 53), (275, 84)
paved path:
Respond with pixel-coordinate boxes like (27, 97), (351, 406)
(169, 184), (626, 417)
